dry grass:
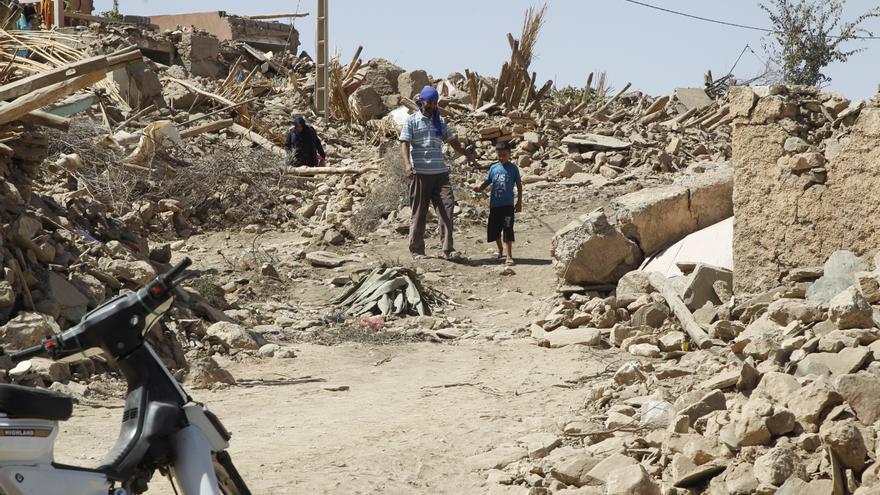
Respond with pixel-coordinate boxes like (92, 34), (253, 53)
(350, 145), (409, 236)
(518, 3), (549, 67)
(46, 117), (308, 229)
(294, 323), (428, 346)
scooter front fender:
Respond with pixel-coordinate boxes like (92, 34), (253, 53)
(170, 426), (221, 495)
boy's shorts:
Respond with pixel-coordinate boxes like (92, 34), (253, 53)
(488, 206), (515, 243)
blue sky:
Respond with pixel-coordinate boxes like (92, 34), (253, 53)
(94, 0), (880, 100)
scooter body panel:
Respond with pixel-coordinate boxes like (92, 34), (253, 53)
(0, 465), (109, 495)
(171, 426), (221, 495)
(0, 416), (56, 464)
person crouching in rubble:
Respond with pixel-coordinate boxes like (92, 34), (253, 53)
(284, 116), (326, 167)
(473, 141), (522, 266)
(400, 86), (477, 261)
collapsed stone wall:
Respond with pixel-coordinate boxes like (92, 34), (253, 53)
(731, 85), (880, 295)
(552, 163), (733, 285)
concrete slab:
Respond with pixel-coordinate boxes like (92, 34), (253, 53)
(674, 88), (714, 112)
(642, 217), (733, 277)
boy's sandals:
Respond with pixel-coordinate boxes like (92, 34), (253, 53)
(496, 251), (505, 260)
(411, 253), (428, 261)
(505, 258), (516, 266)
(444, 250), (465, 262)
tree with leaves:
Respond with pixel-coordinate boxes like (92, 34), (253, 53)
(759, 0), (880, 86)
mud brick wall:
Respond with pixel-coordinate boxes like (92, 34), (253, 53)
(731, 85), (880, 294)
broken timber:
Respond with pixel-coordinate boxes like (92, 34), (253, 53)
(228, 124), (285, 156)
(180, 119), (233, 139)
(648, 272), (713, 349)
(0, 48), (143, 126)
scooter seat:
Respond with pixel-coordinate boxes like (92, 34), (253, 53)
(0, 384), (73, 421)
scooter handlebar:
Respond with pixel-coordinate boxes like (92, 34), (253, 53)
(9, 344), (45, 362)
(162, 257), (192, 287)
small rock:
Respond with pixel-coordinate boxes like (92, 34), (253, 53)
(518, 432), (561, 459)
(550, 454), (600, 487)
(586, 453), (637, 484)
(274, 347), (297, 359)
(732, 414), (772, 447)
(614, 362), (646, 386)
(305, 251), (348, 268)
(679, 389), (727, 427)
(258, 343), (280, 357)
(783, 136), (811, 153)
(187, 357), (235, 388)
(829, 286), (875, 329)
(659, 331), (686, 352)
(546, 328), (602, 348)
(28, 357), (70, 383)
(766, 408), (796, 436)
(855, 271), (880, 303)
(0, 312), (60, 349)
(672, 455), (726, 488)
(753, 447), (805, 487)
(466, 446), (528, 471)
(836, 373), (880, 425)
(807, 251), (870, 305)
(821, 419), (867, 470)
(260, 263), (280, 278)
(207, 321), (262, 350)
(752, 372), (800, 401)
(631, 302), (668, 328)
(628, 343), (660, 358)
(605, 464), (660, 495)
(786, 379), (843, 432)
(767, 298), (823, 326)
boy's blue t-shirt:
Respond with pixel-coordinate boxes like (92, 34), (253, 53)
(486, 162), (521, 208)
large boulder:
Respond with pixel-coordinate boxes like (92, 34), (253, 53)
(807, 251), (870, 305)
(397, 70), (431, 100)
(0, 312), (60, 349)
(349, 84), (385, 121)
(360, 58), (405, 96)
(551, 210), (642, 285)
(47, 272), (89, 322)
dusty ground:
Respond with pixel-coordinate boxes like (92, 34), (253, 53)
(53, 194), (618, 494)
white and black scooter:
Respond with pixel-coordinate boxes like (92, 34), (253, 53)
(0, 257), (251, 494)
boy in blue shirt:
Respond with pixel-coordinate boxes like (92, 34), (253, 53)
(473, 141), (523, 265)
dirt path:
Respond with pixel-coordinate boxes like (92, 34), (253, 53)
(54, 201), (612, 494)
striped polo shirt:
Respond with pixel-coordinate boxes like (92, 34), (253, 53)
(399, 111), (455, 175)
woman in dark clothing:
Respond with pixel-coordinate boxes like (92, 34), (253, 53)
(284, 116), (326, 167)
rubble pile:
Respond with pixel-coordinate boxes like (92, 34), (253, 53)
(0, 8), (779, 399)
(464, 249), (880, 493)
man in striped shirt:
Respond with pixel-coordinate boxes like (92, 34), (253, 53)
(399, 86), (475, 261)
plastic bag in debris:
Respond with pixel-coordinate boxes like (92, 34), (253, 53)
(126, 120), (182, 166)
(639, 400), (675, 428)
